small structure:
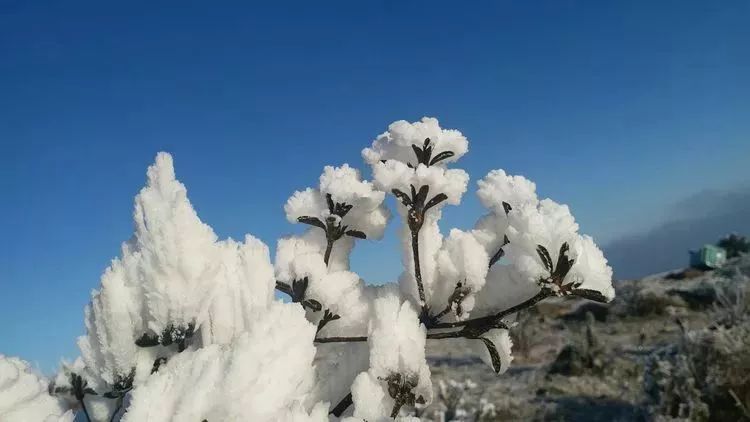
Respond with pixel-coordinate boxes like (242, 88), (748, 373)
(689, 244), (727, 269)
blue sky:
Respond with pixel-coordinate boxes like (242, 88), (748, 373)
(2, 1), (748, 371)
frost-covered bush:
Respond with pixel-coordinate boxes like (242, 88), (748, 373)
(645, 320), (750, 421)
(428, 379), (496, 422)
(1, 117), (615, 421)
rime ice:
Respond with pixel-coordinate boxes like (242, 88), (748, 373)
(5, 117), (615, 421)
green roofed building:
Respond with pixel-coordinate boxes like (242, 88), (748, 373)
(689, 244), (727, 269)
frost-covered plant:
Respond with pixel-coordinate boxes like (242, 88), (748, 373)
(713, 269), (750, 328)
(548, 312), (605, 377)
(645, 318), (750, 421)
(1, 117), (614, 421)
(0, 355), (74, 422)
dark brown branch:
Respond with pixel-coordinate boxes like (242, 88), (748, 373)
(431, 304), (452, 323)
(330, 393), (353, 417)
(426, 330), (466, 340)
(80, 398), (92, 422)
(109, 398), (123, 422)
(324, 239), (334, 267)
(314, 336), (368, 343)
(313, 289), (552, 344)
(431, 288), (552, 329)
(411, 231), (427, 308)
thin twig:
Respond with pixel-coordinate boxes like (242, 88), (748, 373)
(109, 397), (123, 422)
(411, 231), (427, 308)
(313, 289), (552, 343)
(729, 388), (750, 419)
(426, 331), (466, 340)
(324, 239), (334, 267)
(79, 398), (92, 422)
(330, 393), (353, 417)
(431, 304), (452, 322)
(431, 289), (551, 329)
(314, 336), (368, 343)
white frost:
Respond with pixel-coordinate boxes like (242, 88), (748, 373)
(0, 355), (73, 422)
(123, 302), (326, 422)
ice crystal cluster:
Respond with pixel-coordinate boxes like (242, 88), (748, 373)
(0, 117), (614, 421)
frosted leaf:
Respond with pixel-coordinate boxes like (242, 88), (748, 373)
(198, 235), (276, 346)
(371, 160), (469, 208)
(123, 302), (326, 421)
(567, 235), (615, 302)
(476, 169), (537, 212)
(364, 118), (470, 208)
(310, 283), (400, 406)
(469, 329), (513, 375)
(306, 271), (370, 336)
(0, 355), (73, 422)
(78, 152), (279, 393)
(473, 170), (537, 256)
(76, 256), (155, 388)
(503, 199), (614, 300)
(351, 294), (431, 419)
(350, 372), (390, 420)
(362, 117), (468, 167)
(473, 265), (540, 317)
(504, 199), (579, 282)
(367, 293), (430, 384)
(275, 231), (328, 283)
(134, 152), (220, 334)
(431, 229), (490, 319)
(284, 164), (390, 241)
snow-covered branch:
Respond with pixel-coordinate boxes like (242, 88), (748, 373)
(2, 117), (615, 421)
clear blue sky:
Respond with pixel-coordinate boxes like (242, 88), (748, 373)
(2, 1), (749, 371)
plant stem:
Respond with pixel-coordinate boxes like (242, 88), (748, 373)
(426, 331), (465, 340)
(109, 398), (123, 422)
(314, 336), (368, 343)
(80, 398), (91, 422)
(330, 393), (353, 417)
(324, 239), (334, 267)
(391, 400), (403, 418)
(411, 230), (427, 311)
(313, 289), (553, 344)
(431, 289), (551, 329)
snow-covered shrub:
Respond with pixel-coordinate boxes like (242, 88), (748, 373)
(644, 319), (750, 421)
(431, 378), (494, 422)
(2, 117), (615, 420)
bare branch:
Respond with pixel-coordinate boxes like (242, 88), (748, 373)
(330, 393), (353, 417)
(314, 336), (368, 343)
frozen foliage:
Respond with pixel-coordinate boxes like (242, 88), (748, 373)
(473, 170), (615, 305)
(123, 303), (326, 422)
(77, 153), (278, 401)
(470, 328), (514, 375)
(282, 164), (390, 275)
(363, 117), (469, 168)
(431, 379), (497, 422)
(0, 355), (73, 422)
(350, 295), (432, 419)
(4, 117), (615, 420)
(645, 271), (750, 422)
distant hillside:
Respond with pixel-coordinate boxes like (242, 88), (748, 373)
(604, 185), (750, 280)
